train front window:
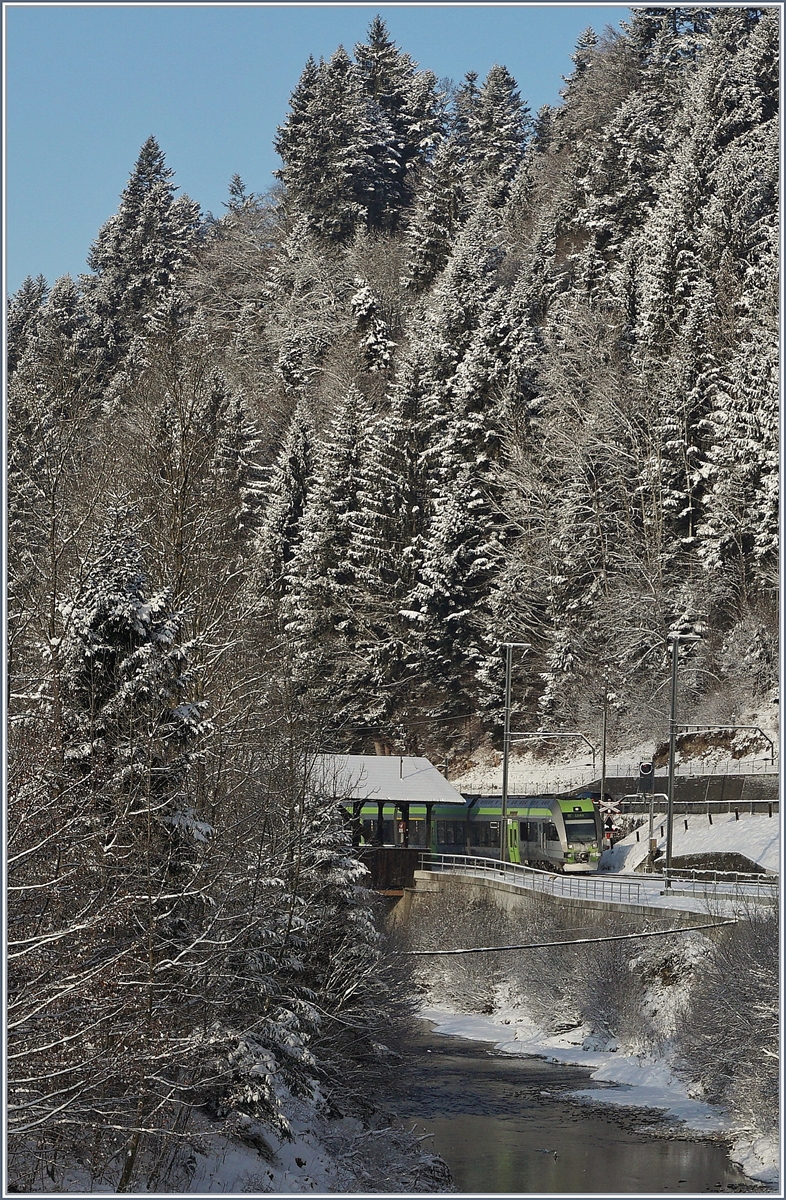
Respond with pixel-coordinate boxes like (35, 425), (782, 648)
(564, 818), (597, 844)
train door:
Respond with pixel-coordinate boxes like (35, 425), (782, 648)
(507, 820), (521, 864)
(539, 818), (562, 868)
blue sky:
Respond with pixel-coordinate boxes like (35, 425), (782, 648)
(5, 3), (630, 295)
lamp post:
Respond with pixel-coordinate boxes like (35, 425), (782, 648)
(665, 632), (702, 888)
(501, 642), (531, 862)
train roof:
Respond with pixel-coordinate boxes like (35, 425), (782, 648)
(313, 754), (467, 806)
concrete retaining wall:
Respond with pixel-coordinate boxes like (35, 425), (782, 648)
(605, 774), (779, 807)
(392, 870), (708, 927)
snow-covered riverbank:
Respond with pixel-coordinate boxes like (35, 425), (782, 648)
(421, 1004), (779, 1188)
(51, 1094), (451, 1194)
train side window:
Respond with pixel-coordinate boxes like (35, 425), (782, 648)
(408, 821), (427, 846)
(544, 821), (559, 842)
(469, 821), (500, 848)
(436, 820), (464, 846)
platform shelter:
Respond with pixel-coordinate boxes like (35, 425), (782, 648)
(314, 753), (466, 850)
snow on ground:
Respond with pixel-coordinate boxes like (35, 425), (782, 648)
(186, 1102), (337, 1194)
(603, 810), (780, 874)
(50, 1094), (449, 1193)
(420, 1005), (780, 1188)
(452, 745), (779, 796)
(451, 703), (779, 796)
(183, 1097), (450, 1195)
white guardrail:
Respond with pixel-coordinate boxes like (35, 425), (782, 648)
(419, 852), (644, 905)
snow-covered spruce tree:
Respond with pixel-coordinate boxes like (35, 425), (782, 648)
(417, 203), (506, 400)
(7, 527), (214, 1190)
(401, 137), (465, 292)
(274, 47), (399, 242)
(629, 9), (777, 618)
(253, 401), (318, 653)
(6, 272), (48, 375)
(404, 465), (504, 728)
(283, 385), (385, 737)
(466, 64), (531, 205)
(295, 342), (441, 753)
(395, 209), (510, 726)
(354, 15), (445, 217)
(687, 10), (779, 612)
(350, 275), (397, 373)
(698, 336), (779, 607)
(573, 91), (664, 290)
(450, 70), (480, 155)
(622, 6), (703, 137)
(634, 9), (766, 360)
(82, 136), (201, 375)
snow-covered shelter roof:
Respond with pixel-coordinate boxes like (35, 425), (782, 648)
(313, 754), (466, 806)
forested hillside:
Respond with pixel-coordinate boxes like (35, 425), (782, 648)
(6, 7), (779, 1189)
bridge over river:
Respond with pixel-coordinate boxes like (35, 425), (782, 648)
(400, 852), (778, 924)
(361, 844), (778, 927)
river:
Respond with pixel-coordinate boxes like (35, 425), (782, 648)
(395, 1021), (762, 1194)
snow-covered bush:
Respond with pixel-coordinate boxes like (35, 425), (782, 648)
(674, 905), (779, 1137)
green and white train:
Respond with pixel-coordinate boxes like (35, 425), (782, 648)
(355, 792), (603, 873)
(487, 794), (602, 872)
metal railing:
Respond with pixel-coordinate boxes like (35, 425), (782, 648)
(660, 868), (779, 904)
(615, 799), (778, 816)
(605, 759), (778, 778)
(419, 852), (644, 906)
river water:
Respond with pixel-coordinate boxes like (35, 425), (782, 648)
(396, 1022), (760, 1194)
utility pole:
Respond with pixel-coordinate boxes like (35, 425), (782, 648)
(665, 632), (701, 888)
(500, 642), (531, 862)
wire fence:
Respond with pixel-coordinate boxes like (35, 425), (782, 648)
(628, 758), (778, 777)
(473, 759), (779, 796)
(419, 852), (644, 906)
